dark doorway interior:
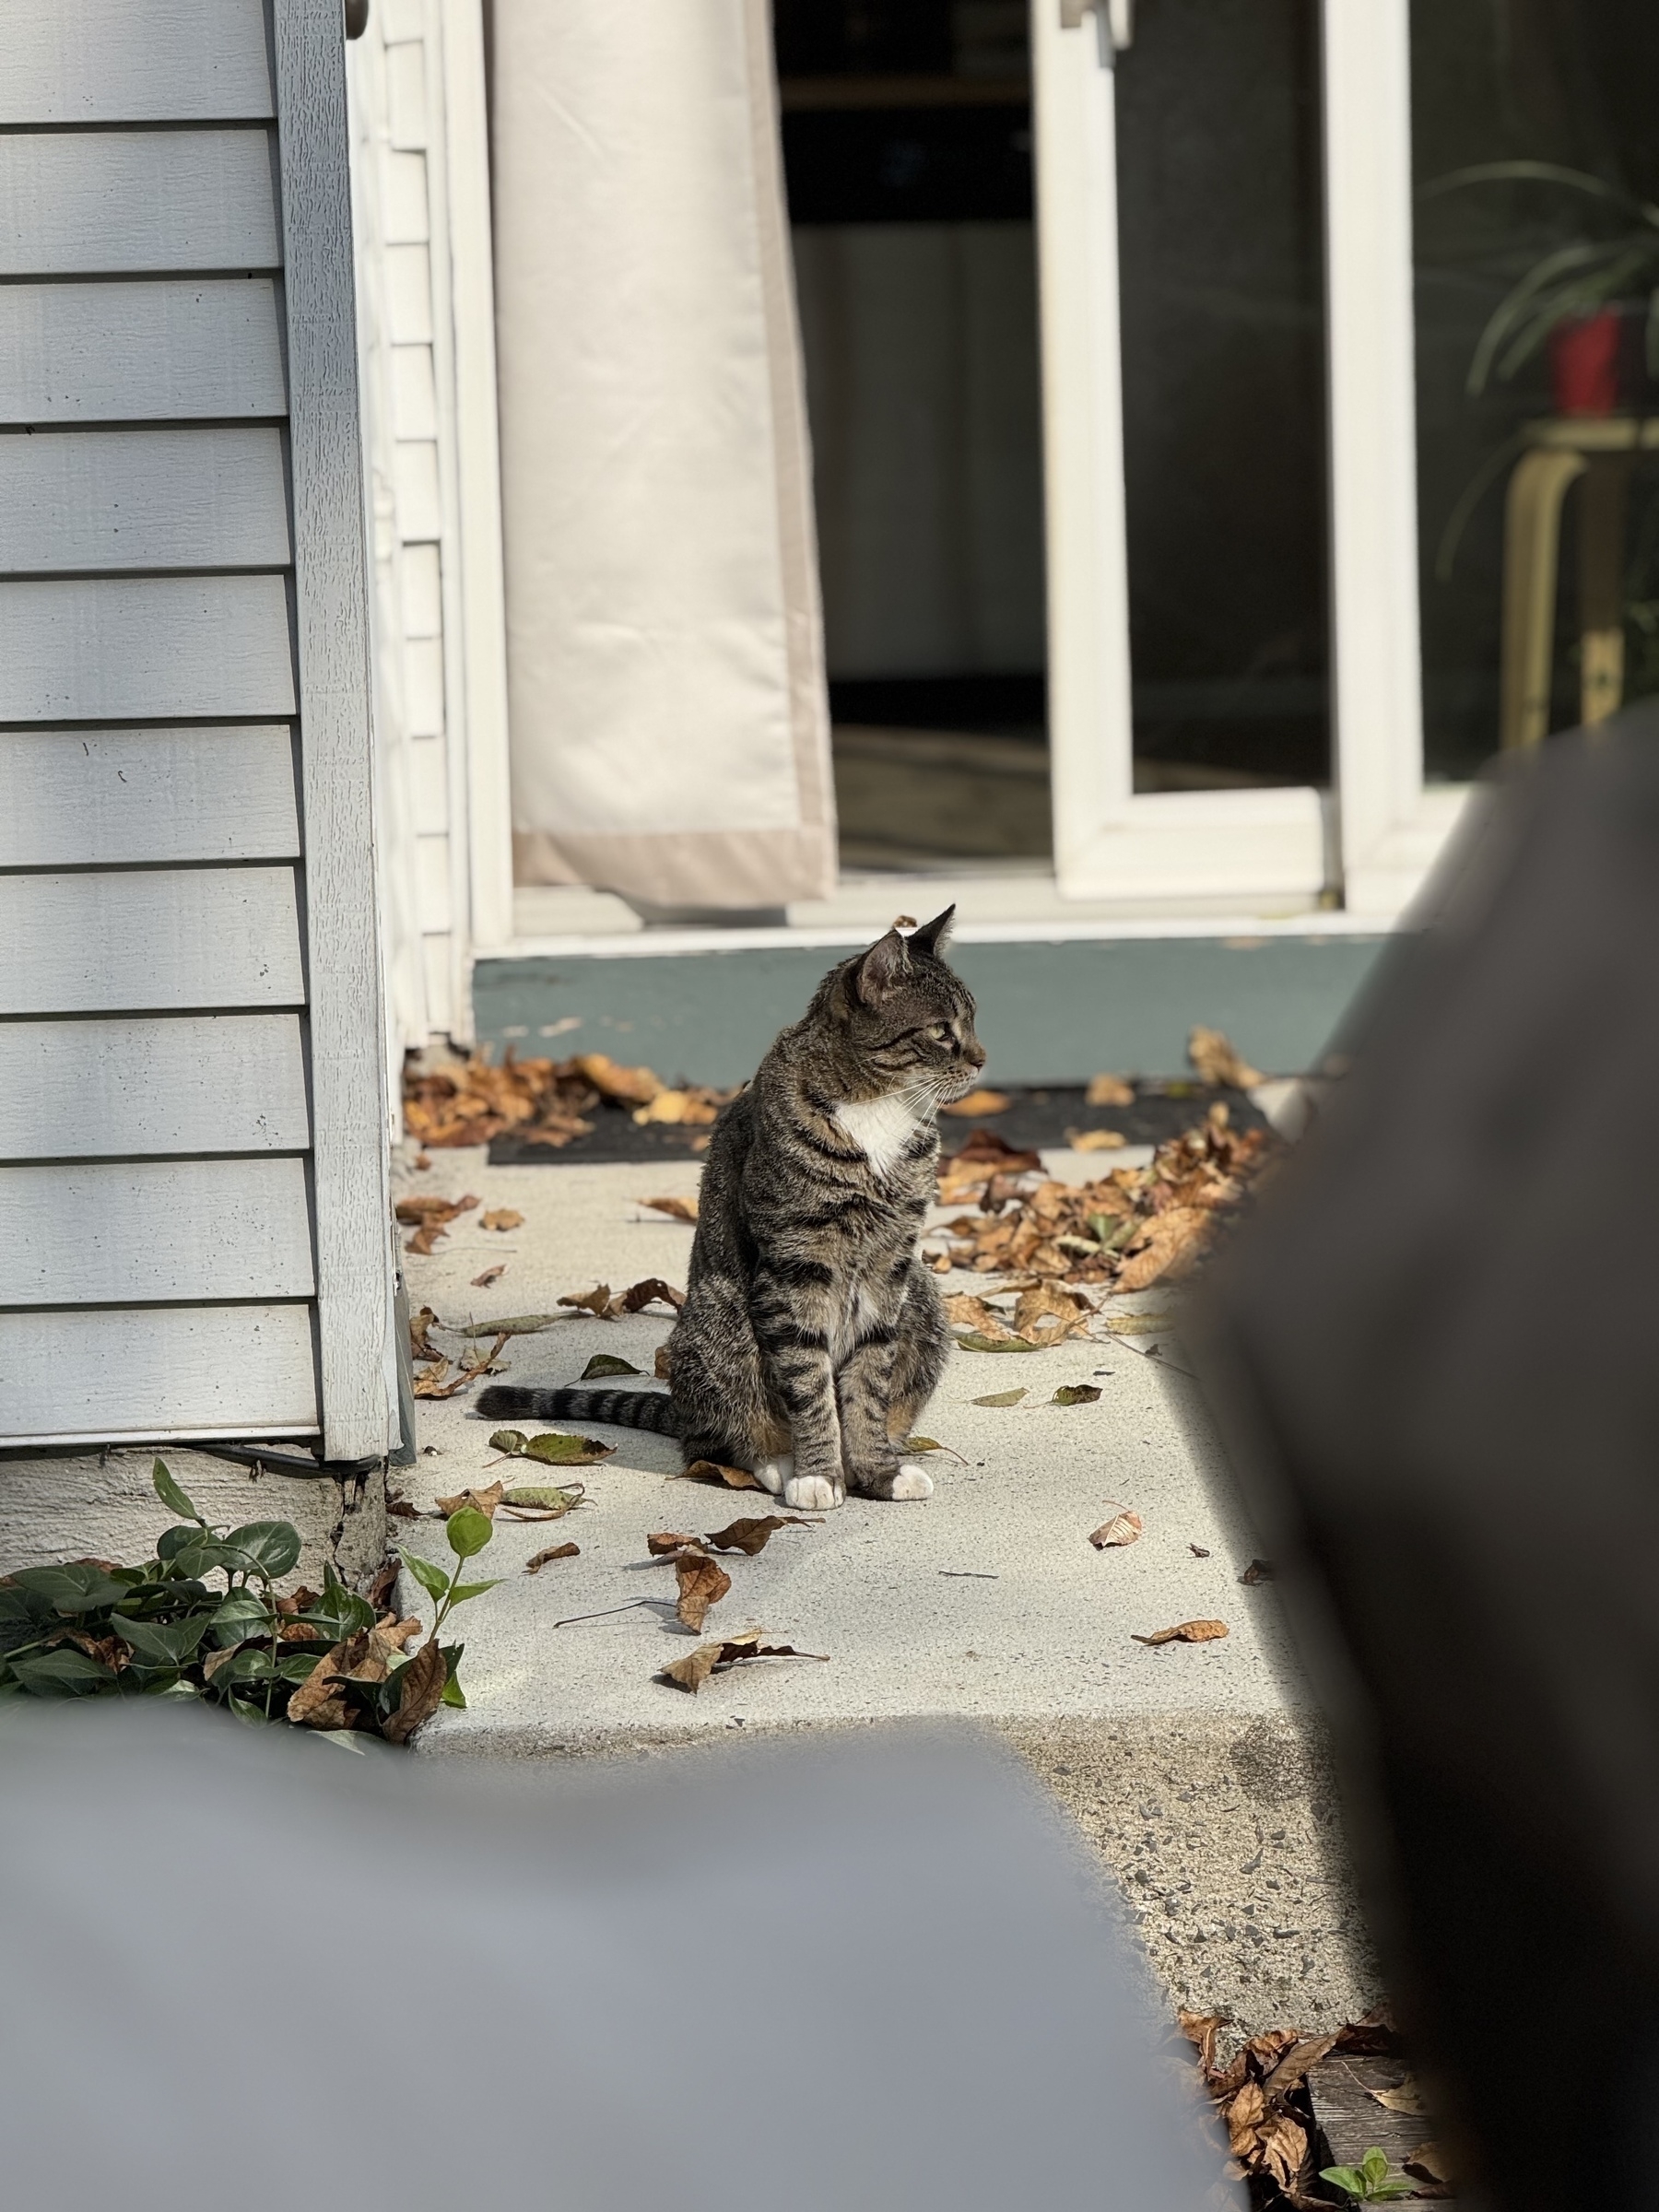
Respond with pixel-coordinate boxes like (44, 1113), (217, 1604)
(1113, 0), (1332, 793)
(775, 0), (1051, 869)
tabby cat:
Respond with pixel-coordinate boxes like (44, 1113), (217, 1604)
(477, 906), (984, 1510)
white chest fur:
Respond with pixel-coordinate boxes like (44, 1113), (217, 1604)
(834, 1093), (924, 1178)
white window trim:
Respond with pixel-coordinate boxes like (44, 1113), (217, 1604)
(1323, 0), (1470, 913)
(455, 0), (1467, 976)
(437, 0), (514, 958)
(1032, 0), (1329, 911)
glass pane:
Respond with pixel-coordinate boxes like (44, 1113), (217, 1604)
(775, 0), (1051, 870)
(1413, 0), (1659, 776)
(1115, 0), (1330, 792)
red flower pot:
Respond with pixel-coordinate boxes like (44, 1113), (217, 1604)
(1548, 307), (1624, 416)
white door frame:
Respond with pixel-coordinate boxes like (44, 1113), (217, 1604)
(1033, 0), (1471, 919)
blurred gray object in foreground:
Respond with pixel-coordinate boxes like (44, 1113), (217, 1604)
(1197, 709), (1659, 2212)
(0, 1707), (1236, 2212)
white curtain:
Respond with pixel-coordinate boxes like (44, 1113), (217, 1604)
(491, 0), (836, 912)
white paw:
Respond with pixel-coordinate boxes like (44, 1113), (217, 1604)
(891, 1463), (934, 1501)
(753, 1453), (792, 1496)
(784, 1472), (844, 1511)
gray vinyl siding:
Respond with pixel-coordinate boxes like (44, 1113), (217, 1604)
(0, 0), (394, 1454)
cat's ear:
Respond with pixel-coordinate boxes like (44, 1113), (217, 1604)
(853, 926), (911, 1004)
(909, 904), (957, 959)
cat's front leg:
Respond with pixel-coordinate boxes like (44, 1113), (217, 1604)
(837, 1332), (933, 1501)
(755, 1338), (845, 1509)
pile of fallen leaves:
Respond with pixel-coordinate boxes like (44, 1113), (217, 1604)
(931, 1105), (1276, 1296)
(403, 1047), (733, 1151)
(1181, 2006), (1414, 2206)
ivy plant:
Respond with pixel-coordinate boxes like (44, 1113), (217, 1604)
(0, 1459), (497, 1743)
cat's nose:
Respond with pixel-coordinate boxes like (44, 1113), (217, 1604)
(966, 1042), (987, 1069)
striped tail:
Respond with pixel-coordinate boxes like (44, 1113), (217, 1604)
(474, 1383), (683, 1438)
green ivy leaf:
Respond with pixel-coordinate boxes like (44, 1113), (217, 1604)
(116, 1614), (211, 1667)
(218, 1522), (302, 1583)
(580, 1353), (641, 1380)
(1052, 1385), (1102, 1406)
(446, 1506), (493, 1560)
(488, 1430), (528, 1454)
(301, 1566), (376, 1641)
(520, 1431), (614, 1465)
(151, 1458), (205, 1526)
(400, 1550), (452, 1603)
(6, 1561), (129, 1615)
(7, 1646), (115, 1696)
(500, 1484), (582, 1512)
(448, 1579), (503, 1604)
(209, 1591), (271, 1648)
(157, 1526), (227, 1579)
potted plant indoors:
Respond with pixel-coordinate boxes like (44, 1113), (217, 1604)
(1420, 160), (1659, 416)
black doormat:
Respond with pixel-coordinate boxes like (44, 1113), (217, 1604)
(485, 1081), (1267, 1168)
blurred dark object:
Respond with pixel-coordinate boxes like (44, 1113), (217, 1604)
(345, 0), (369, 37)
(0, 1707), (1237, 2212)
(1197, 705), (1659, 2212)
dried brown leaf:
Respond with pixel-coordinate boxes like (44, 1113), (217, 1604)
(573, 1052), (663, 1106)
(1132, 1618), (1229, 1645)
(525, 1543), (580, 1573)
(434, 1480), (506, 1520)
(1104, 1311), (1174, 1335)
(940, 1088), (1012, 1117)
(286, 1627), (394, 1730)
(701, 1514), (818, 1556)
(1115, 1207), (1211, 1292)
(1261, 2033), (1339, 2097)
(943, 1292), (1005, 1331)
(1239, 1558), (1275, 1585)
(1088, 1507), (1143, 1548)
(673, 1547), (732, 1631)
(619, 1276), (686, 1312)
(1188, 1025), (1265, 1089)
(481, 1207), (524, 1231)
(1179, 2009), (1226, 2082)
(381, 1638), (449, 1746)
(647, 1530), (700, 1555)
(394, 1192), (476, 1224)
(654, 1343), (672, 1380)
(1013, 1281), (1089, 1340)
(971, 1387), (1027, 1406)
(1086, 1073), (1135, 1107)
(409, 1305), (441, 1359)
(1406, 2142), (1453, 2189)
(376, 1615), (425, 1651)
(657, 1630), (829, 1693)
(632, 1088), (721, 1126)
(412, 1332), (511, 1399)
(406, 1221), (448, 1256)
(1052, 1383), (1101, 1406)
(471, 1265), (506, 1288)
(1369, 2077), (1428, 2116)
(639, 1194), (699, 1222)
(1065, 1127), (1128, 1152)
(667, 1460), (765, 1495)
(559, 1283), (616, 1317)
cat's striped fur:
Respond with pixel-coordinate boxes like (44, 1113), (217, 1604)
(477, 908), (983, 1510)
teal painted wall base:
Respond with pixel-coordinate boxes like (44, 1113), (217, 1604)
(472, 934), (1389, 1086)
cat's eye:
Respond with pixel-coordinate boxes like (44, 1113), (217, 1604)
(928, 1022), (952, 1042)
